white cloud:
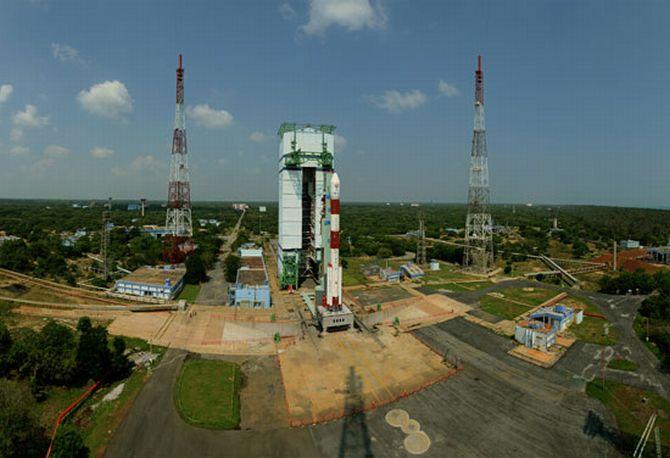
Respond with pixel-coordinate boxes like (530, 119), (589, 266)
(8, 145), (30, 156)
(112, 154), (163, 176)
(438, 80), (460, 97)
(77, 81), (133, 119)
(10, 128), (23, 143)
(0, 84), (13, 103)
(366, 89), (427, 113)
(44, 145), (70, 158)
(90, 146), (114, 159)
(186, 104), (233, 129)
(218, 158), (227, 167)
(31, 157), (56, 175)
(334, 134), (347, 151)
(51, 43), (82, 63)
(301, 0), (386, 36)
(279, 2), (296, 20)
(13, 104), (48, 128)
(249, 131), (270, 143)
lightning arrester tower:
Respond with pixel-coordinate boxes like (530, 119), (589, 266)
(165, 54), (193, 241)
(464, 56), (494, 272)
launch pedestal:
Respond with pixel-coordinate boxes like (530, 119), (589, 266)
(316, 304), (354, 332)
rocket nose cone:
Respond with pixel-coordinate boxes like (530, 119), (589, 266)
(331, 173), (340, 197)
(331, 172), (340, 186)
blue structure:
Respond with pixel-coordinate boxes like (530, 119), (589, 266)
(141, 225), (172, 238)
(228, 248), (271, 309)
(114, 266), (185, 300)
(380, 267), (401, 282)
(400, 262), (425, 279)
(127, 203), (140, 211)
(529, 304), (583, 332)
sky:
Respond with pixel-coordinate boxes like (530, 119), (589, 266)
(0, 0), (669, 207)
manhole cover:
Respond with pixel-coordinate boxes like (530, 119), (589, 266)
(401, 419), (421, 434)
(404, 431), (431, 455)
(385, 409), (409, 428)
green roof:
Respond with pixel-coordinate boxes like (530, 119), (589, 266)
(277, 122), (336, 136)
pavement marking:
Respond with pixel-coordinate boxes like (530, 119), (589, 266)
(404, 431), (431, 455)
(401, 419), (421, 434)
(385, 409), (409, 428)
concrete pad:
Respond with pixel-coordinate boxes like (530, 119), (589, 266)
(278, 329), (458, 426)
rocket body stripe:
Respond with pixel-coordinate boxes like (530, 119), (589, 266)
(326, 172), (342, 310)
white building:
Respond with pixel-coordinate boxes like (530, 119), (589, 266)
(277, 123), (336, 289)
(114, 266), (185, 300)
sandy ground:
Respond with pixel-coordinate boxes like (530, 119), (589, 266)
(278, 328), (457, 426)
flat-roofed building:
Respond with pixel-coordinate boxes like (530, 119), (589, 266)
(228, 247), (271, 309)
(114, 265), (185, 300)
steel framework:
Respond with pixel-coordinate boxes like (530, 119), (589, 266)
(164, 54), (193, 263)
(464, 56), (494, 272)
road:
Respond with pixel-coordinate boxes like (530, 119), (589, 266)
(195, 211), (245, 305)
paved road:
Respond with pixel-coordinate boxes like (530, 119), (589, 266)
(105, 349), (317, 458)
(196, 211), (245, 305)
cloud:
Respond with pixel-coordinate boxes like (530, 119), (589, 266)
(10, 128), (23, 143)
(301, 0), (387, 36)
(186, 104), (233, 129)
(51, 43), (82, 63)
(13, 104), (48, 128)
(279, 2), (296, 20)
(218, 158), (227, 167)
(334, 134), (347, 151)
(438, 80), (460, 97)
(8, 145), (30, 156)
(112, 154), (163, 176)
(31, 157), (56, 175)
(44, 145), (70, 158)
(77, 81), (133, 119)
(249, 131), (270, 143)
(365, 89), (427, 113)
(0, 84), (13, 103)
(90, 146), (114, 159)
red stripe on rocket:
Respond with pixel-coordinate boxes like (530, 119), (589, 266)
(326, 172), (342, 310)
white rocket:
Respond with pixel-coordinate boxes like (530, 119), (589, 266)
(326, 172), (342, 311)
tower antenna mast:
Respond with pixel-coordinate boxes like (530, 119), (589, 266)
(464, 55), (494, 272)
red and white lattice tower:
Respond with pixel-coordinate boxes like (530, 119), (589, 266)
(326, 172), (342, 311)
(165, 54), (193, 260)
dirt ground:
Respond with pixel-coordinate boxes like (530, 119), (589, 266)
(278, 328), (457, 426)
(347, 286), (413, 308)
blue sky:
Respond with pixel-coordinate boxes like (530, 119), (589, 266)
(0, 0), (668, 207)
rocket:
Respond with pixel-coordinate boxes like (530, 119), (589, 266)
(326, 172), (342, 311)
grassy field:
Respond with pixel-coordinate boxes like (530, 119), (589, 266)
(607, 358), (637, 372)
(177, 284), (200, 302)
(175, 358), (241, 430)
(479, 295), (532, 320)
(495, 286), (559, 306)
(422, 263), (471, 282)
(587, 378), (670, 453)
(563, 295), (619, 345)
(343, 257), (373, 287)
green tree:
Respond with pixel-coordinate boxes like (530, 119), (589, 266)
(224, 254), (241, 283)
(37, 320), (77, 386)
(185, 252), (208, 284)
(0, 379), (48, 457)
(7, 328), (40, 378)
(0, 320), (11, 376)
(76, 323), (111, 382)
(110, 336), (131, 379)
(51, 426), (89, 458)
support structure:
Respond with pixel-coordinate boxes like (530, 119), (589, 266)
(164, 54), (193, 263)
(464, 56), (494, 272)
(277, 123), (335, 288)
(101, 198), (111, 280)
(417, 214), (427, 266)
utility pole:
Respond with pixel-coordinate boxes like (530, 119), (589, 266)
(464, 56), (494, 273)
(613, 240), (617, 271)
(101, 198), (111, 280)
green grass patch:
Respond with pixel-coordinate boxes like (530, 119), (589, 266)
(424, 282), (472, 293)
(422, 264), (471, 282)
(607, 358), (637, 372)
(343, 257), (372, 287)
(586, 378), (670, 452)
(570, 316), (619, 345)
(479, 295), (532, 320)
(177, 284), (200, 302)
(633, 314), (663, 360)
(495, 287), (559, 306)
(36, 385), (90, 429)
(175, 358), (241, 430)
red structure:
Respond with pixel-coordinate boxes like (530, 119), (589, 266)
(164, 54), (194, 263)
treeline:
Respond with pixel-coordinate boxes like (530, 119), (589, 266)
(0, 316), (131, 457)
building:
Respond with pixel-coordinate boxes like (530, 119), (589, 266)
(277, 123), (336, 288)
(114, 265), (186, 300)
(0, 234), (20, 246)
(514, 320), (557, 351)
(62, 229), (87, 247)
(647, 246), (670, 265)
(142, 225), (172, 238)
(380, 267), (401, 282)
(620, 239), (641, 249)
(400, 262), (425, 279)
(228, 247), (271, 309)
(127, 203), (140, 211)
(429, 259), (441, 271)
(529, 304), (584, 332)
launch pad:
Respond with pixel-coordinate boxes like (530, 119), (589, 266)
(316, 303), (354, 332)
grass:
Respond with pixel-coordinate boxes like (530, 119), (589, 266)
(570, 316), (619, 346)
(343, 257), (373, 287)
(633, 314), (663, 360)
(423, 282), (472, 293)
(607, 358), (637, 372)
(177, 284), (200, 302)
(479, 295), (532, 320)
(422, 264), (471, 282)
(174, 358), (241, 430)
(495, 286), (559, 306)
(586, 378), (670, 453)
